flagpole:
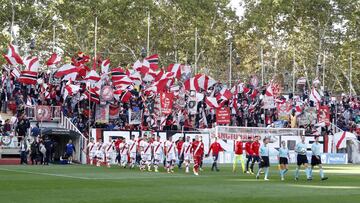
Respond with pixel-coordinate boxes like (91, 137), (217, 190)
(88, 86), (91, 140)
(292, 49), (295, 95)
(94, 16), (98, 70)
(194, 27), (198, 74)
(349, 52), (352, 96)
(261, 46), (264, 86)
(322, 52), (326, 90)
(147, 11), (150, 56)
(52, 25), (56, 52)
(229, 41), (232, 87)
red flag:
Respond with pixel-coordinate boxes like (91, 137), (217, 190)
(145, 54), (159, 71)
(46, 53), (61, 66)
(2, 44), (23, 65)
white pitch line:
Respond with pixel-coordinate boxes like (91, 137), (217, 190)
(290, 184), (360, 189)
(0, 168), (211, 180)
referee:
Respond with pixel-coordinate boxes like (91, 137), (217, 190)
(295, 135), (311, 181)
(256, 137), (270, 181)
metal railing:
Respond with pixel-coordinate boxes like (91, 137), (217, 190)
(60, 112), (88, 164)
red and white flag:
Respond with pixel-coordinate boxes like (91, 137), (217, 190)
(112, 75), (133, 87)
(11, 67), (21, 78)
(309, 87), (321, 104)
(18, 56), (40, 85)
(167, 64), (184, 79)
(205, 97), (219, 108)
(84, 70), (101, 83)
(46, 53), (61, 66)
(114, 90), (132, 103)
(64, 82), (80, 100)
(184, 74), (216, 92)
(54, 64), (78, 78)
(133, 59), (150, 75)
(101, 59), (110, 74)
(145, 54), (159, 71)
(2, 44), (23, 65)
(216, 87), (232, 102)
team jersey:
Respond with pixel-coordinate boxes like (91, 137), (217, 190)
(176, 140), (184, 155)
(119, 142), (128, 154)
(181, 141), (192, 155)
(127, 140), (137, 153)
(66, 143), (75, 154)
(140, 140), (151, 154)
(208, 142), (224, 155)
(152, 141), (163, 154)
(245, 142), (253, 155)
(95, 142), (103, 151)
(278, 147), (289, 158)
(191, 140), (204, 157)
(87, 142), (96, 153)
(260, 144), (269, 157)
(164, 140), (176, 155)
(311, 142), (321, 156)
(234, 141), (243, 155)
(104, 142), (114, 153)
(296, 142), (307, 155)
(251, 141), (260, 156)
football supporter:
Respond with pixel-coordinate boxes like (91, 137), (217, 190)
(207, 136), (224, 172)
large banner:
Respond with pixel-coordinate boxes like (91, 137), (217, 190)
(160, 92), (174, 115)
(35, 105), (52, 121)
(216, 107), (230, 125)
(298, 107), (317, 126)
(129, 109), (141, 125)
(101, 86), (114, 102)
(263, 96), (275, 109)
(318, 105), (330, 126)
(277, 102), (292, 120)
(109, 105), (120, 120)
(95, 105), (109, 123)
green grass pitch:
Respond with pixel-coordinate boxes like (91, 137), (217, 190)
(0, 164), (359, 203)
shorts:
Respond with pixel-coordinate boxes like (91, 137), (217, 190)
(166, 153), (176, 162)
(279, 157), (288, 165)
(154, 154), (162, 162)
(89, 151), (96, 159)
(66, 152), (73, 157)
(96, 151), (104, 160)
(297, 154), (308, 166)
(184, 153), (192, 161)
(252, 155), (260, 163)
(129, 152), (136, 160)
(246, 154), (253, 160)
(311, 155), (322, 166)
(106, 153), (112, 161)
(141, 153), (151, 162)
(260, 156), (270, 168)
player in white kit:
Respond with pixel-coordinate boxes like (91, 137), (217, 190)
(119, 138), (128, 168)
(87, 138), (96, 165)
(164, 136), (177, 173)
(95, 139), (104, 167)
(127, 135), (137, 169)
(181, 136), (192, 173)
(152, 135), (163, 172)
(104, 137), (115, 168)
(139, 135), (152, 171)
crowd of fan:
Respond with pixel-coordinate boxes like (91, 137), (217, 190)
(0, 69), (360, 143)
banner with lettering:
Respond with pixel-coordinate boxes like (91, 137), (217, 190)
(216, 107), (231, 125)
(318, 105), (330, 126)
(160, 92), (174, 115)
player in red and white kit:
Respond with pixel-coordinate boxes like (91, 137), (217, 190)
(152, 135), (163, 172)
(87, 137), (96, 165)
(250, 136), (261, 174)
(127, 135), (137, 169)
(139, 135), (152, 171)
(191, 135), (204, 176)
(164, 136), (177, 173)
(207, 137), (224, 172)
(95, 139), (104, 167)
(103, 137), (115, 168)
(119, 138), (128, 168)
(180, 136), (192, 173)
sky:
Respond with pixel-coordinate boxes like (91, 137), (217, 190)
(229, 0), (245, 18)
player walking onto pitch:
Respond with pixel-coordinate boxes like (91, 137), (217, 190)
(87, 137), (96, 165)
(250, 136), (261, 174)
(164, 136), (177, 173)
(310, 136), (328, 181)
(233, 137), (245, 173)
(278, 141), (290, 181)
(95, 139), (104, 167)
(66, 139), (76, 164)
(295, 135), (311, 181)
(127, 135), (137, 169)
(181, 136), (192, 173)
(152, 135), (163, 172)
(139, 135), (152, 171)
(119, 138), (128, 168)
(207, 137), (224, 172)
(245, 138), (253, 174)
(256, 137), (270, 181)
(191, 135), (204, 176)
(104, 137), (115, 168)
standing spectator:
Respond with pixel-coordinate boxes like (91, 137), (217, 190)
(30, 140), (40, 165)
(1, 88), (9, 113)
(3, 119), (11, 136)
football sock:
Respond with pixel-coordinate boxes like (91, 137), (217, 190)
(320, 169), (324, 178)
(295, 167), (299, 178)
(264, 167), (269, 179)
